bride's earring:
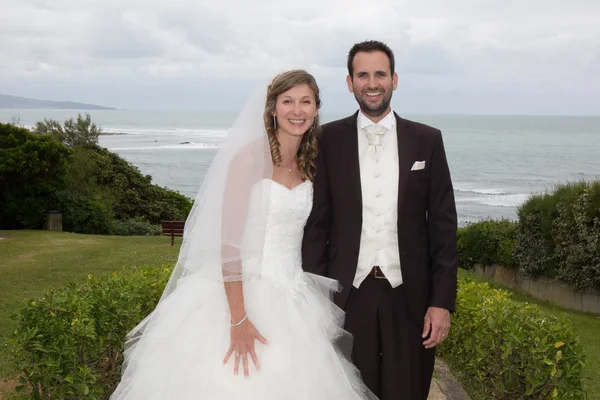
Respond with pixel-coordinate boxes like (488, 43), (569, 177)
(273, 116), (277, 131)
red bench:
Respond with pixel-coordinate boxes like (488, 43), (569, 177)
(161, 220), (185, 246)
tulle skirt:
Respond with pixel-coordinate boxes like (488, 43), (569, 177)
(110, 271), (375, 399)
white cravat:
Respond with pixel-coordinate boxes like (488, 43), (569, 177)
(363, 125), (387, 161)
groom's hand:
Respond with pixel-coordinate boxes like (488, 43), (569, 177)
(422, 306), (450, 349)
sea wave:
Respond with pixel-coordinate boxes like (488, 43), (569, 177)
(109, 142), (220, 151)
(101, 127), (228, 137)
(456, 193), (529, 207)
(454, 184), (507, 195)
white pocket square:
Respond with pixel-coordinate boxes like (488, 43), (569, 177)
(411, 161), (426, 171)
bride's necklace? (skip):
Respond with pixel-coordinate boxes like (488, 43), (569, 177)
(279, 160), (296, 173)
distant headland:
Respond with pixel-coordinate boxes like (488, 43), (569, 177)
(0, 93), (117, 110)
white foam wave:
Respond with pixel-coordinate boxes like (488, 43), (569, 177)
(457, 193), (529, 207)
(102, 127), (228, 137)
(470, 188), (505, 195)
(109, 143), (220, 151)
(161, 143), (220, 150)
(454, 184), (506, 195)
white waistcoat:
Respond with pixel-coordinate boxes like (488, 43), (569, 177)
(353, 110), (403, 288)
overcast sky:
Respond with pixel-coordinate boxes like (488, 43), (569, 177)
(1, 0), (599, 115)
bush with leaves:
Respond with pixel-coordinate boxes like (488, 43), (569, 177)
(0, 123), (73, 229)
(83, 144), (192, 224)
(438, 279), (586, 399)
(514, 182), (589, 278)
(553, 181), (600, 290)
(110, 217), (162, 236)
(51, 189), (114, 235)
(46, 146), (116, 234)
(457, 218), (518, 270)
(32, 115), (192, 233)
(9, 265), (172, 400)
(513, 180), (600, 290)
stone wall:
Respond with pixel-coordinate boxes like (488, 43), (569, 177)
(474, 264), (600, 315)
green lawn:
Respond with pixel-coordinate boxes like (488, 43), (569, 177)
(0, 230), (182, 384)
(458, 269), (600, 399)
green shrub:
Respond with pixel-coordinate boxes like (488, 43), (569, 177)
(51, 189), (114, 235)
(513, 180), (600, 290)
(110, 218), (162, 236)
(9, 265), (173, 400)
(439, 279), (586, 399)
(2, 117), (192, 233)
(553, 181), (600, 290)
(457, 219), (518, 270)
(514, 182), (589, 278)
(82, 144), (192, 225)
(0, 123), (73, 229)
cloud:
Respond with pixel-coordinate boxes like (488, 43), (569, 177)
(0, 0), (598, 114)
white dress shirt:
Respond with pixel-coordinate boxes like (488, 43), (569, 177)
(353, 109), (403, 288)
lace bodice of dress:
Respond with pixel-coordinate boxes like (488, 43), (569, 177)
(244, 179), (313, 286)
(262, 179), (313, 284)
(239, 179), (312, 286)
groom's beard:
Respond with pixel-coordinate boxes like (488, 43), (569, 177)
(353, 89), (393, 118)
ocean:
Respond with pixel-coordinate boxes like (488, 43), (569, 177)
(2, 109), (599, 225)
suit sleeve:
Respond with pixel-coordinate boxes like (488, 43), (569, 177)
(302, 142), (331, 277)
(427, 131), (458, 312)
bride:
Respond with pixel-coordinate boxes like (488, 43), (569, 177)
(110, 70), (375, 399)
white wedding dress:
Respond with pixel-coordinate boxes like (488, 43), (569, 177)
(111, 179), (374, 399)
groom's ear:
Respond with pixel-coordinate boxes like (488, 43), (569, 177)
(346, 75), (354, 93)
(393, 72), (398, 90)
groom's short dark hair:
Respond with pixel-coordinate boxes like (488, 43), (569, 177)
(347, 40), (395, 77)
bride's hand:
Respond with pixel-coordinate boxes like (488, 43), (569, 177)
(222, 318), (268, 377)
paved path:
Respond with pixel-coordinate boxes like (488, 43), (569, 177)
(428, 358), (471, 400)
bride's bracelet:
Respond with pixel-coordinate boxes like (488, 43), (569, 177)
(231, 314), (248, 327)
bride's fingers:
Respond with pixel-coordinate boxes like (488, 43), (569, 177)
(234, 350), (241, 375)
(222, 346), (234, 364)
(242, 351), (250, 378)
(249, 346), (260, 371)
(255, 331), (268, 345)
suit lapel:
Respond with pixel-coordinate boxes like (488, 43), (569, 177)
(396, 114), (415, 212)
(343, 112), (362, 206)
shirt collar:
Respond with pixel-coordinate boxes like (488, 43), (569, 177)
(358, 108), (396, 132)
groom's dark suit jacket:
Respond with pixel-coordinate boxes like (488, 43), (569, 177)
(302, 112), (458, 322)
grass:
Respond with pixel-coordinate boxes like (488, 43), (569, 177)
(458, 269), (600, 399)
(0, 230), (182, 387)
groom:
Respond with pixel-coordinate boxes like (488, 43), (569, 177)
(302, 40), (458, 400)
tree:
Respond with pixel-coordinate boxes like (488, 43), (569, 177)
(0, 123), (73, 228)
(1, 115), (193, 233)
(83, 144), (192, 224)
(34, 113), (102, 148)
